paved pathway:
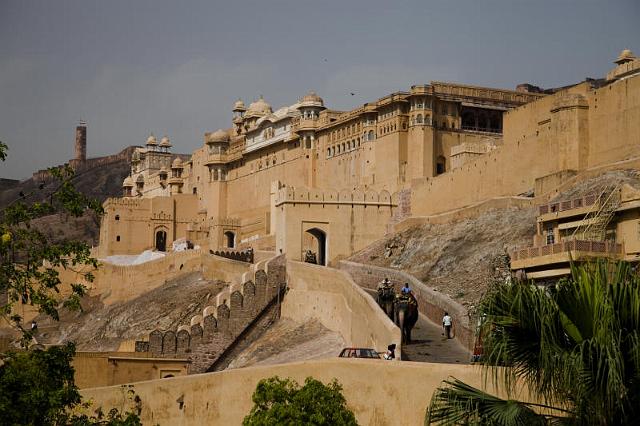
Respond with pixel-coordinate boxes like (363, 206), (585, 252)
(364, 289), (470, 364)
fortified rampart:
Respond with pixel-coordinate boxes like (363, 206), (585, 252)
(144, 254), (286, 373)
(411, 75), (640, 216)
(337, 260), (473, 350)
(282, 260), (401, 356)
(31, 146), (138, 183)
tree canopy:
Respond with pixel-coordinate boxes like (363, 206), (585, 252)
(0, 140), (102, 342)
(243, 376), (358, 426)
(0, 141), (140, 425)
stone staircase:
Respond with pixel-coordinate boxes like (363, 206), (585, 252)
(140, 254), (286, 373)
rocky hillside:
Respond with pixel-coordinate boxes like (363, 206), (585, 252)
(349, 206), (536, 312)
(31, 272), (228, 351)
(0, 159), (131, 245)
(348, 169), (640, 313)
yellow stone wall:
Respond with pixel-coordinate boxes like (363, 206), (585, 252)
(81, 359), (524, 426)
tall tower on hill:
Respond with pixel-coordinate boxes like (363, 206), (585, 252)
(75, 120), (87, 162)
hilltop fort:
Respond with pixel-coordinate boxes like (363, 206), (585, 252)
(2, 49), (640, 424)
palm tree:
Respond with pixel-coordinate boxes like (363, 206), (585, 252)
(425, 261), (640, 425)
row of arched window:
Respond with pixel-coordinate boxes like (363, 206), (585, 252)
(326, 138), (361, 158)
(329, 122), (361, 142)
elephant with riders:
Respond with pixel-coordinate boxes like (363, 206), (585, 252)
(376, 279), (419, 344)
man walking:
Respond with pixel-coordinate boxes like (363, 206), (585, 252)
(442, 312), (453, 339)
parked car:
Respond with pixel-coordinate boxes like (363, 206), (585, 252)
(338, 347), (381, 359)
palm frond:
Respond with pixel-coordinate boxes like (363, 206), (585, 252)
(425, 378), (563, 426)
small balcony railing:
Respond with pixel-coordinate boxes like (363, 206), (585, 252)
(510, 240), (623, 261)
(538, 194), (597, 215)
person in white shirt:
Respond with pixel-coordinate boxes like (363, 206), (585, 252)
(442, 312), (453, 339)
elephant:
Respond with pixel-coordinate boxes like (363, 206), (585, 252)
(376, 285), (395, 320)
(394, 295), (419, 344)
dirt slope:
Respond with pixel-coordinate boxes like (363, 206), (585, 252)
(33, 272), (228, 351)
(227, 318), (345, 369)
(349, 206), (536, 311)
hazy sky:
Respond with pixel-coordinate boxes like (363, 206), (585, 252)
(1, 0), (638, 179)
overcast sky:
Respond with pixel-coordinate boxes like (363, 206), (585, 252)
(1, 0), (638, 179)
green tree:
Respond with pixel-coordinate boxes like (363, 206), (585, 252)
(243, 376), (358, 426)
(0, 342), (141, 425)
(0, 142), (140, 424)
(0, 141), (102, 342)
(425, 261), (640, 425)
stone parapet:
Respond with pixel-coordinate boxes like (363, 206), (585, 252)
(145, 254), (286, 373)
(337, 260), (473, 351)
(275, 186), (397, 207)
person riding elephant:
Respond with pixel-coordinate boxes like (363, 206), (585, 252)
(394, 286), (419, 344)
(376, 278), (395, 320)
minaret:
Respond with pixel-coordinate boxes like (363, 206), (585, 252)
(75, 120), (87, 162)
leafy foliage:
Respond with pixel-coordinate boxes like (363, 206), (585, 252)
(0, 143), (140, 425)
(0, 343), (141, 425)
(426, 261), (640, 425)
(0, 144), (102, 341)
(243, 376), (358, 426)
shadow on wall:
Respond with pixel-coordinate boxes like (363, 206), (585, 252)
(282, 260), (401, 357)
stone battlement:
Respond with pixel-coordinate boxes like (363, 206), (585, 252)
(275, 186), (397, 207)
(31, 146), (137, 183)
(145, 254), (286, 373)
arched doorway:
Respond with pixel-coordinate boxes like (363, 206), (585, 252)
(305, 228), (327, 266)
(155, 229), (167, 252)
(224, 231), (235, 248)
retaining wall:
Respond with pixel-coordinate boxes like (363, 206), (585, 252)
(81, 359), (514, 426)
(283, 260), (401, 357)
(337, 260), (473, 351)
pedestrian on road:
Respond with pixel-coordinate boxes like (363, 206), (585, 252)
(442, 312), (453, 339)
(383, 343), (396, 360)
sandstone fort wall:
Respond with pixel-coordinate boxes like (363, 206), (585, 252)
(81, 359), (519, 426)
(283, 260), (401, 356)
(338, 260), (473, 350)
(411, 76), (640, 216)
(144, 254), (286, 373)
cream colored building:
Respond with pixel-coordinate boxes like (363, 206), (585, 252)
(100, 49), (640, 267)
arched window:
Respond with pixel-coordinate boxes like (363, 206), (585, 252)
(367, 130), (374, 141)
(115, 215), (120, 221)
(357, 137), (360, 147)
(116, 235), (120, 242)
(416, 114), (423, 124)
(436, 156), (446, 175)
(224, 231), (235, 248)
(342, 142), (346, 152)
(327, 148), (331, 158)
(337, 145), (341, 154)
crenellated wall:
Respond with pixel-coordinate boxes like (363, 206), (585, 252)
(274, 186), (398, 264)
(144, 254), (286, 373)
